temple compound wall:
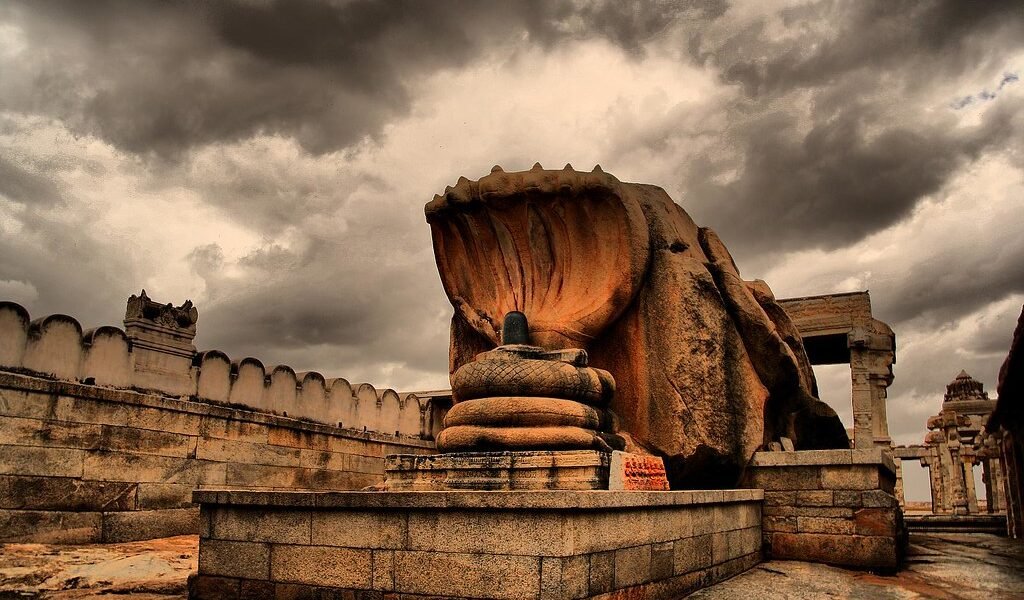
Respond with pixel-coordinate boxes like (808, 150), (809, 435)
(0, 294), (445, 543)
(777, 291), (896, 450)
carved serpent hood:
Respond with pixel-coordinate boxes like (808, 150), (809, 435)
(425, 164), (650, 350)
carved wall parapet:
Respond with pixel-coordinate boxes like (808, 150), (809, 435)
(0, 299), (448, 440)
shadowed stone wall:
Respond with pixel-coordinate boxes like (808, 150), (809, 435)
(0, 372), (434, 543)
(742, 449), (905, 570)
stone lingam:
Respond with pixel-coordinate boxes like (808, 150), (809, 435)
(389, 163), (850, 490)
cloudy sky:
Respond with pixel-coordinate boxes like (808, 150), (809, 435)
(1, 1), (1022, 496)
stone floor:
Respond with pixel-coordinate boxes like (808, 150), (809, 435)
(0, 535), (195, 599)
(0, 532), (1021, 599)
(692, 532), (1024, 600)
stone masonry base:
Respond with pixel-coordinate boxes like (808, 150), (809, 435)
(189, 489), (763, 600)
(742, 449), (907, 571)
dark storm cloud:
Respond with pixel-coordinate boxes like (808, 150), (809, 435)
(660, 0), (1024, 259)
(877, 232), (1024, 330)
(190, 233), (451, 380)
(0, 155), (65, 206)
(3, 0), (724, 158)
(0, 198), (141, 329)
(684, 89), (1022, 257)
(708, 0), (1021, 98)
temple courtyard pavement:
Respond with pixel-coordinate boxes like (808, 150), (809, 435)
(1, 531), (1021, 600)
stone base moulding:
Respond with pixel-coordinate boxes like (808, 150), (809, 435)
(189, 488), (763, 600)
(741, 448), (907, 571)
(384, 450), (669, 491)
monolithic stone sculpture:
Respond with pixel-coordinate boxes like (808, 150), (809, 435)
(425, 164), (849, 488)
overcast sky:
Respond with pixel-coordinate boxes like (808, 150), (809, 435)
(1, 1), (1022, 497)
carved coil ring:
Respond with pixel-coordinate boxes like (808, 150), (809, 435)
(444, 396), (605, 429)
(451, 358), (613, 405)
(437, 425), (608, 452)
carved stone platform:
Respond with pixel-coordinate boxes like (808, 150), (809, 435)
(384, 450), (669, 491)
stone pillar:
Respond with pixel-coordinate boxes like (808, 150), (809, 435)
(848, 323), (895, 449)
(922, 454), (944, 513)
(849, 362), (873, 450)
(894, 458), (906, 508)
(123, 290), (198, 396)
(962, 456), (979, 514)
(987, 457), (1007, 513)
(947, 443), (969, 516)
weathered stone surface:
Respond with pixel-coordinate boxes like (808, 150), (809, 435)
(614, 544), (653, 588)
(211, 507), (311, 544)
(588, 550), (615, 595)
(199, 540), (270, 580)
(193, 489), (764, 598)
(371, 549), (395, 591)
(0, 475), (135, 511)
(767, 532), (898, 570)
(271, 545), (372, 588)
(394, 551), (540, 599)
(0, 445), (85, 478)
(0, 509), (101, 543)
(196, 488), (761, 509)
(673, 534), (713, 575)
(137, 482), (196, 509)
(427, 166), (848, 488)
(312, 510), (406, 549)
(102, 507), (199, 542)
(407, 510), (569, 556)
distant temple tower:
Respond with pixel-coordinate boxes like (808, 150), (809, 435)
(917, 371), (1004, 515)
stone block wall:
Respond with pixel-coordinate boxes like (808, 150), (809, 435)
(742, 449), (906, 571)
(0, 301), (450, 439)
(189, 489), (763, 600)
(0, 371), (434, 543)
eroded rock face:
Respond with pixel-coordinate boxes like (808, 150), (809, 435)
(426, 165), (849, 488)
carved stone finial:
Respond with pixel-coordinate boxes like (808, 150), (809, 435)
(944, 370), (989, 404)
(491, 165), (503, 173)
(125, 291), (199, 331)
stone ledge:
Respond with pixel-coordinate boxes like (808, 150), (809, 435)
(193, 488), (763, 510)
(0, 371), (433, 448)
(749, 449), (896, 475)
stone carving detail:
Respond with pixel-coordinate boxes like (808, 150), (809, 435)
(426, 165), (849, 488)
(125, 289), (198, 331)
(609, 451), (670, 491)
